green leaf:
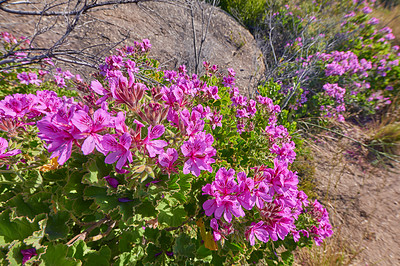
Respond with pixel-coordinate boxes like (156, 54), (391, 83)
(7, 192), (51, 220)
(0, 209), (41, 246)
(82, 156), (112, 186)
(45, 211), (70, 240)
(67, 240), (88, 261)
(280, 250), (294, 265)
(143, 243), (162, 263)
(247, 250), (264, 264)
(83, 186), (139, 221)
(115, 246), (145, 266)
(157, 231), (172, 251)
(119, 228), (144, 253)
(24, 216), (47, 249)
(173, 234), (195, 258)
(157, 200), (187, 227)
(42, 168), (68, 181)
(135, 201), (157, 218)
(166, 175), (179, 190)
(196, 246), (212, 262)
(40, 244), (79, 266)
(143, 228), (160, 243)
(85, 245), (111, 266)
(6, 241), (23, 265)
(72, 198), (94, 217)
(64, 171), (86, 200)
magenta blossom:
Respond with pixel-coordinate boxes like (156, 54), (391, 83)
(143, 125), (168, 157)
(245, 221), (270, 246)
(104, 175), (119, 188)
(158, 148), (178, 176)
(71, 108), (111, 155)
(37, 108), (84, 165)
(0, 137), (21, 159)
(181, 132), (216, 177)
(21, 248), (37, 265)
(210, 218), (234, 241)
(102, 132), (133, 170)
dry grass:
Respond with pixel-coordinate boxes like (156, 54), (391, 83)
(365, 99), (400, 162)
(294, 227), (362, 266)
(372, 5), (400, 46)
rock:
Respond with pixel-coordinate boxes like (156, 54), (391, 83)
(0, 1), (264, 92)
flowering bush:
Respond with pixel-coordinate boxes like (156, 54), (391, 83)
(251, 1), (400, 124)
(0, 34), (332, 265)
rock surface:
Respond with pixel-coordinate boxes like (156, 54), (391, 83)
(0, 1), (264, 92)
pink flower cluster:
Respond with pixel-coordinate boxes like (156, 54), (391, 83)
(202, 160), (332, 246)
(317, 51), (371, 77)
(17, 72), (42, 86)
(2, 40), (224, 179)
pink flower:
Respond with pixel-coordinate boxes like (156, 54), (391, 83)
(214, 195), (245, 223)
(181, 132), (216, 177)
(0, 137), (21, 159)
(210, 218), (234, 241)
(37, 107), (84, 165)
(102, 132), (133, 170)
(91, 80), (110, 104)
(143, 125), (168, 157)
(270, 141), (297, 164)
(158, 148), (178, 176)
(54, 75), (66, 88)
(362, 6), (372, 14)
(71, 108), (111, 155)
(245, 221), (270, 246)
(21, 248), (37, 265)
(104, 175), (119, 188)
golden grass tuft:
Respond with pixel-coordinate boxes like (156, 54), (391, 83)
(293, 227), (362, 266)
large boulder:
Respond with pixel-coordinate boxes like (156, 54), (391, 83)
(0, 1), (264, 92)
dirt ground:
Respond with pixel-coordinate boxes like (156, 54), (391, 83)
(303, 122), (400, 265)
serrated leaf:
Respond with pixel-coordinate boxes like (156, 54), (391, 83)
(64, 171), (86, 200)
(72, 198), (94, 217)
(135, 201), (157, 218)
(143, 228), (160, 243)
(82, 156), (111, 186)
(157, 231), (172, 251)
(84, 186), (139, 221)
(143, 243), (162, 263)
(42, 168), (68, 181)
(166, 176), (179, 190)
(115, 246), (144, 266)
(6, 240), (23, 265)
(119, 228), (144, 253)
(85, 245), (111, 266)
(40, 244), (79, 266)
(196, 246), (212, 262)
(7, 192), (51, 220)
(24, 216), (47, 249)
(173, 234), (195, 258)
(157, 201), (187, 227)
(178, 175), (192, 194)
(0, 209), (41, 246)
(45, 211), (70, 240)
(67, 240), (89, 261)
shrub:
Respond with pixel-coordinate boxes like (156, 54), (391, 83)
(0, 34), (332, 265)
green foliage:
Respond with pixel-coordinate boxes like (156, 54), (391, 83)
(0, 32), (330, 266)
(219, 0), (266, 30)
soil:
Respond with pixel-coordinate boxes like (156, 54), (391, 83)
(306, 122), (400, 265)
